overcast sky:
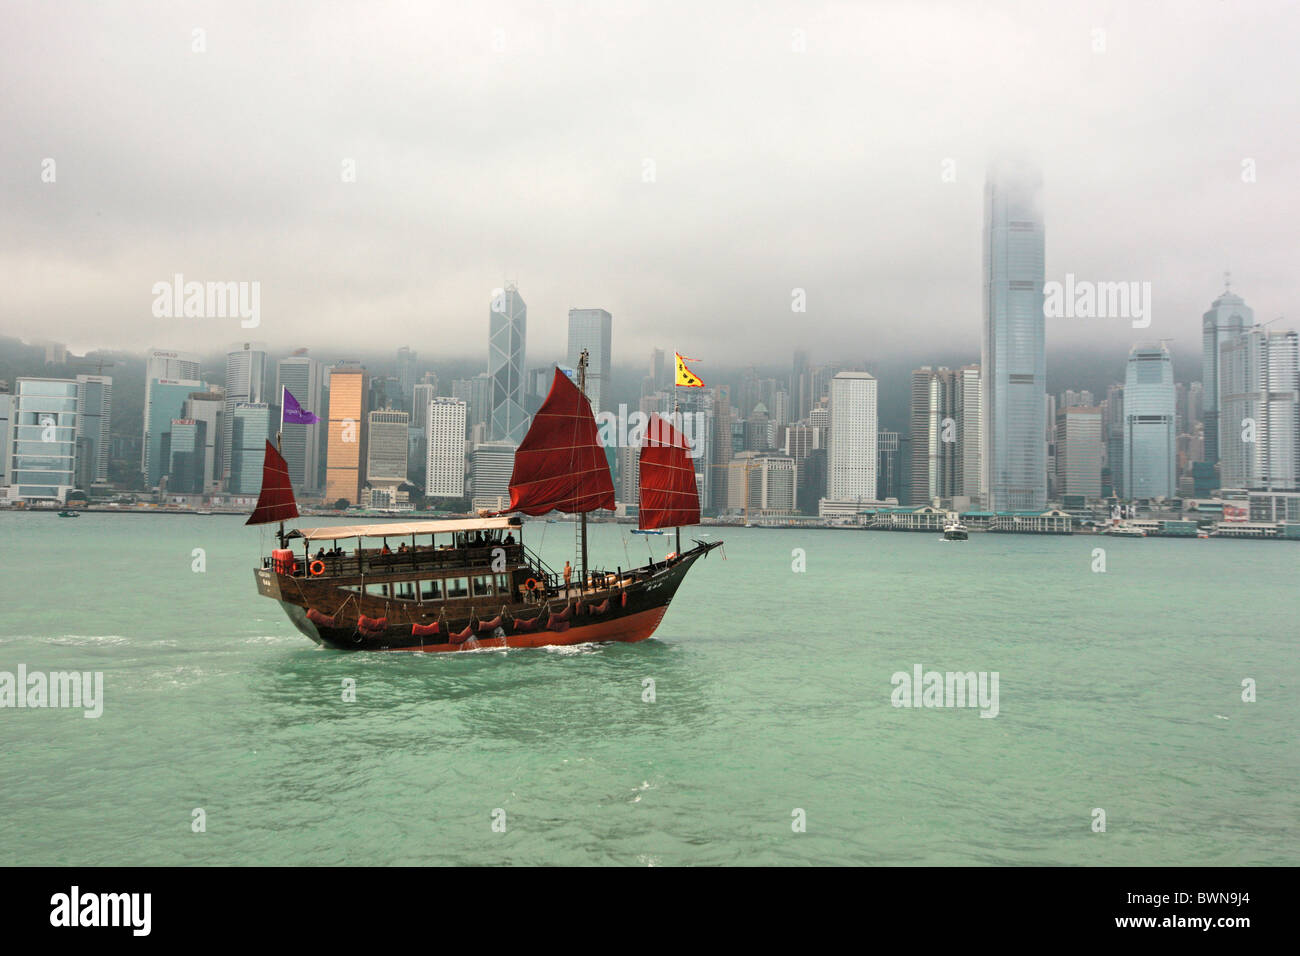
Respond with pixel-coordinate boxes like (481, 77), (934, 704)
(2, 0), (1296, 367)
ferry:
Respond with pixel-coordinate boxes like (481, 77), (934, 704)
(942, 521), (968, 541)
(249, 352), (721, 651)
(1104, 524), (1146, 538)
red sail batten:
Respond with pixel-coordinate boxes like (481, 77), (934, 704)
(638, 413), (700, 530)
(499, 369), (615, 516)
(245, 439), (300, 525)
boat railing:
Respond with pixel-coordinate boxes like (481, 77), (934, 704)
(278, 543), (529, 579)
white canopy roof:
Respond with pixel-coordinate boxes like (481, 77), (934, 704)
(288, 516), (520, 541)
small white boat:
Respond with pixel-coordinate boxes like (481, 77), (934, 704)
(942, 522), (968, 541)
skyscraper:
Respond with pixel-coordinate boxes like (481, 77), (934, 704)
(146, 378), (203, 488)
(982, 160), (1047, 511)
(228, 402), (276, 495)
(142, 349), (200, 479)
(489, 283), (528, 444)
(1219, 327), (1300, 491)
(324, 363), (370, 505)
(1202, 283), (1253, 465)
(10, 378), (79, 502)
(396, 346), (418, 412)
(74, 374), (112, 486)
(1055, 406), (1103, 498)
(276, 351), (324, 496)
(567, 309), (612, 415)
(1123, 344), (1177, 500)
(909, 366), (959, 505)
(957, 365), (983, 501)
(470, 442), (516, 510)
(425, 398), (467, 499)
(366, 410), (410, 488)
(826, 371), (878, 504)
(411, 383), (436, 433)
(222, 344), (266, 485)
(183, 389), (224, 492)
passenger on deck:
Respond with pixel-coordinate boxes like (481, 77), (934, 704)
(563, 560), (572, 590)
(315, 548), (326, 561)
(381, 543), (391, 555)
(503, 532), (516, 546)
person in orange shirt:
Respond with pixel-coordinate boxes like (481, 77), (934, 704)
(563, 560), (572, 590)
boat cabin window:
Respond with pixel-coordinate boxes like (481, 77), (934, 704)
(471, 574), (495, 598)
(445, 577), (469, 599)
(419, 579), (442, 601)
(394, 580), (416, 601)
(364, 583), (390, 598)
(496, 573), (510, 593)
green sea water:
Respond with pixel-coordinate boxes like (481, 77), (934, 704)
(0, 512), (1296, 866)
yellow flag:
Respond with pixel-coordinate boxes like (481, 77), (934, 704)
(675, 352), (704, 388)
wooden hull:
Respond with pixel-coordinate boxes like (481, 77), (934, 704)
(255, 541), (719, 652)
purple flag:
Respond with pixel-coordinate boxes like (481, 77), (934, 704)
(282, 387), (320, 425)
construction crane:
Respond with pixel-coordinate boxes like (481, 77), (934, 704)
(71, 358), (117, 376)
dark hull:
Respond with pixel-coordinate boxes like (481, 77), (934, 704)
(256, 541), (719, 652)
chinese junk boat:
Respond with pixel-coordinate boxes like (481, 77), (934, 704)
(250, 352), (721, 651)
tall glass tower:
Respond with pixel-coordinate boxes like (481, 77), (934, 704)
(566, 308), (612, 415)
(222, 343), (266, 485)
(981, 160), (1046, 512)
(276, 352), (324, 495)
(1201, 283), (1253, 465)
(1123, 343), (1177, 500)
(489, 283), (528, 444)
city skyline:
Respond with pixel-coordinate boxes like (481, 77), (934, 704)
(3, 3), (1296, 362)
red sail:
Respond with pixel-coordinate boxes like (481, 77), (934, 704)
(502, 369), (615, 516)
(245, 440), (300, 525)
(638, 413), (700, 530)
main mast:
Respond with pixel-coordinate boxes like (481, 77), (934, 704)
(577, 350), (590, 587)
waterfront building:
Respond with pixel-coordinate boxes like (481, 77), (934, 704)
(827, 372), (878, 504)
(8, 378), (79, 502)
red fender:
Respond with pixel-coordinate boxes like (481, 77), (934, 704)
(307, 608), (336, 628)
